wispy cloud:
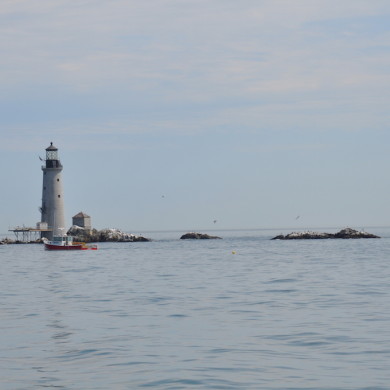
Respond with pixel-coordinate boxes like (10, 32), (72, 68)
(0, 0), (389, 146)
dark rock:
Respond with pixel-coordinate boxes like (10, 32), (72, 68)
(180, 232), (222, 240)
(272, 228), (380, 240)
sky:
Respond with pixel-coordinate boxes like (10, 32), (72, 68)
(1, 0), (390, 234)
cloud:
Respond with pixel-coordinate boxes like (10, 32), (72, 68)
(1, 1), (390, 233)
(0, 0), (389, 145)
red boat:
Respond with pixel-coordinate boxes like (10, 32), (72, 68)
(43, 236), (97, 250)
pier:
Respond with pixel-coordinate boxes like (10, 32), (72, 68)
(8, 226), (52, 242)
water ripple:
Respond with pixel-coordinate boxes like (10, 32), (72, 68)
(1, 230), (390, 389)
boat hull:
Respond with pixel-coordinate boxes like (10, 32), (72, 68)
(44, 243), (84, 250)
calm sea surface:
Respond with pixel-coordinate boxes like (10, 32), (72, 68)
(1, 228), (390, 389)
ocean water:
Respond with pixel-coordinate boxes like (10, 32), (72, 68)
(1, 228), (390, 390)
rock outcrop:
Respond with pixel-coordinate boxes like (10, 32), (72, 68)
(333, 227), (379, 239)
(67, 226), (150, 242)
(180, 232), (222, 240)
(0, 237), (16, 245)
(272, 228), (380, 240)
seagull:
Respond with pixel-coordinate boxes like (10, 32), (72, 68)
(295, 216), (300, 220)
(213, 220), (217, 224)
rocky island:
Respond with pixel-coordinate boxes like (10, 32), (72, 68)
(271, 227), (380, 240)
(180, 232), (222, 240)
(1, 227), (150, 245)
(67, 226), (150, 242)
(0, 238), (16, 245)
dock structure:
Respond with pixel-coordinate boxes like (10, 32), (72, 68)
(9, 225), (52, 242)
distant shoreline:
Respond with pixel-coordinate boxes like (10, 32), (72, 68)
(3, 225), (390, 237)
(2, 226), (390, 245)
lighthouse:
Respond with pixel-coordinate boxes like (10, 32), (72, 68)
(40, 142), (66, 239)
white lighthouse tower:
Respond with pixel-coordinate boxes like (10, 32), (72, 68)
(40, 142), (66, 239)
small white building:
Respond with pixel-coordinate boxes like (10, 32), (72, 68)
(72, 212), (92, 232)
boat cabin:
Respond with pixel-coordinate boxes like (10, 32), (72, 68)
(52, 235), (74, 246)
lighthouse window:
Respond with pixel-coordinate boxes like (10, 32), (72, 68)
(57, 178), (59, 182)
(58, 195), (61, 198)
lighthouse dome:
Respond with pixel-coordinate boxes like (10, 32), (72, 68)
(46, 142), (58, 151)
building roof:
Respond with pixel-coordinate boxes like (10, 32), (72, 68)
(46, 142), (58, 151)
(73, 212), (90, 218)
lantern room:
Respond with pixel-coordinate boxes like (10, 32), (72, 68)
(45, 142), (62, 168)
